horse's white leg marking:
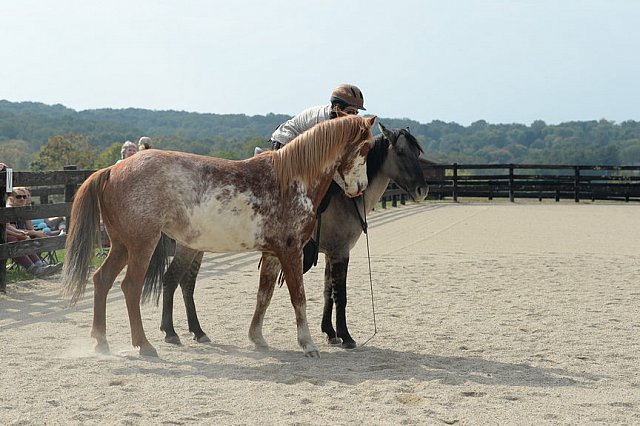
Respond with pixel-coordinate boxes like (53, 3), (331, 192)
(296, 305), (320, 358)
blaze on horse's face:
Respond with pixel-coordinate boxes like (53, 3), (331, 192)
(334, 116), (376, 197)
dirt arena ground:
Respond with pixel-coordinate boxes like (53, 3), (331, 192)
(1, 201), (639, 425)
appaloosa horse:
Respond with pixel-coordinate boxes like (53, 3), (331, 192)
(62, 114), (376, 357)
(155, 123), (427, 349)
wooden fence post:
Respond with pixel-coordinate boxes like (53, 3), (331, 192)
(63, 165), (77, 230)
(574, 166), (580, 202)
(509, 164), (515, 202)
(0, 190), (6, 293)
(391, 183), (398, 207)
(452, 163), (458, 202)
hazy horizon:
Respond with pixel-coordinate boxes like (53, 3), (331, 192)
(2, 1), (639, 126)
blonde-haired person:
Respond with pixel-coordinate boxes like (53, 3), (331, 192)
(138, 136), (152, 151)
(116, 140), (138, 164)
(6, 187), (62, 277)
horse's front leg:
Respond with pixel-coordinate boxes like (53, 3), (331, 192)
(181, 251), (209, 343)
(249, 253), (280, 351)
(279, 251), (320, 358)
(321, 257), (339, 344)
(330, 256), (356, 349)
(160, 257), (184, 345)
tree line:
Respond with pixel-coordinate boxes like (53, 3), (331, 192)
(1, 100), (639, 171)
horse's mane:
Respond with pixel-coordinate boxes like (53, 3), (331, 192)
(271, 115), (369, 193)
(366, 128), (424, 182)
(366, 134), (389, 182)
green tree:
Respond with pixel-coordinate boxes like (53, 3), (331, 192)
(31, 133), (96, 170)
(0, 139), (34, 170)
(95, 142), (122, 168)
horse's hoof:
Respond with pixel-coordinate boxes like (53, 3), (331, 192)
(195, 334), (211, 343)
(165, 335), (182, 345)
(253, 343), (270, 352)
(139, 345), (159, 357)
(341, 340), (357, 349)
(303, 343), (321, 358)
(304, 349), (321, 358)
(327, 337), (342, 345)
(94, 342), (110, 355)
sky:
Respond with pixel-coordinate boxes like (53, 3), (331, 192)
(1, 0), (639, 126)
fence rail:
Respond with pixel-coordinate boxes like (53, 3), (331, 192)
(410, 163), (640, 203)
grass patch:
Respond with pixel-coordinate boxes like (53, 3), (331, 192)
(4, 248), (105, 283)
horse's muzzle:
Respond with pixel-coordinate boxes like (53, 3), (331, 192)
(346, 181), (367, 198)
(413, 184), (429, 201)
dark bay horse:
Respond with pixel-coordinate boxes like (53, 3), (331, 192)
(156, 123), (427, 349)
(62, 114), (376, 358)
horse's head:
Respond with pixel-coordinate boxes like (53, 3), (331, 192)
(378, 123), (428, 201)
(333, 115), (376, 198)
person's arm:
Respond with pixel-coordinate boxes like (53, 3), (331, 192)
(271, 105), (331, 145)
(6, 224), (29, 240)
(24, 219), (47, 238)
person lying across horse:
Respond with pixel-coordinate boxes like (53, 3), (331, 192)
(270, 83), (367, 271)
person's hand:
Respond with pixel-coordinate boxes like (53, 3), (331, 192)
(0, 162), (6, 170)
(29, 230), (47, 238)
(15, 231), (29, 240)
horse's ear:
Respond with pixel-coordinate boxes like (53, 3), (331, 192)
(336, 110), (348, 118)
(365, 115), (377, 128)
(378, 122), (395, 142)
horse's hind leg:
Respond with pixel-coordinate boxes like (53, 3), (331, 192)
(249, 254), (279, 351)
(180, 251), (209, 343)
(122, 251), (158, 357)
(91, 242), (127, 354)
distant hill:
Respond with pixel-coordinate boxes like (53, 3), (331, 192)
(1, 100), (639, 168)
(0, 99), (290, 152)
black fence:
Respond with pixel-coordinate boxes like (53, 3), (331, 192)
(2, 163), (639, 292)
(419, 164), (640, 202)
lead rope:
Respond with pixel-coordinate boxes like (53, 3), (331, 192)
(353, 195), (377, 347)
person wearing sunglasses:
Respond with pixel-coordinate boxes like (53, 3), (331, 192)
(269, 83), (366, 150)
(6, 187), (62, 277)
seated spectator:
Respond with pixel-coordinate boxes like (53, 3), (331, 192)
(138, 136), (152, 151)
(116, 140), (138, 164)
(6, 187), (62, 277)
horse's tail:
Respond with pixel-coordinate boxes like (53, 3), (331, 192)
(61, 168), (110, 304)
(141, 233), (174, 306)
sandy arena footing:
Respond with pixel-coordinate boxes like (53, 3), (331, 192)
(1, 201), (639, 425)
